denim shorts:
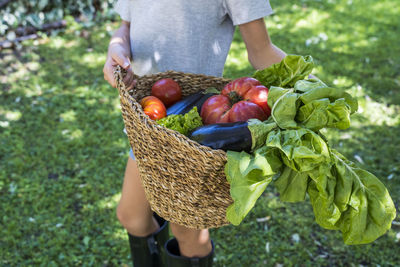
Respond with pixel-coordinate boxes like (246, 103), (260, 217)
(124, 127), (136, 160)
(129, 148), (136, 160)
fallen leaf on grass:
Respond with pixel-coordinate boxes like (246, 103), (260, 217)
(256, 216), (271, 223)
(265, 242), (270, 253)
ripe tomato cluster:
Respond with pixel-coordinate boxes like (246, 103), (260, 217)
(201, 77), (270, 124)
(140, 76), (271, 124)
(140, 78), (182, 120)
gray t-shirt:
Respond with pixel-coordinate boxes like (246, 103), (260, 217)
(114, 0), (273, 77)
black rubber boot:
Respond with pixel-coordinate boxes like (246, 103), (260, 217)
(164, 238), (214, 267)
(128, 213), (170, 267)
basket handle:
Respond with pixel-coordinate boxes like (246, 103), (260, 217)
(113, 64), (145, 119)
(113, 65), (139, 93)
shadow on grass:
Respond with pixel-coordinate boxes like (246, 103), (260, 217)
(0, 24), (132, 265)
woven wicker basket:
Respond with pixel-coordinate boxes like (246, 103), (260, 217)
(114, 66), (234, 229)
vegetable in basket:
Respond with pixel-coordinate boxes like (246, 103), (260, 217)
(140, 96), (167, 120)
(200, 79), (270, 124)
(222, 77), (271, 115)
(157, 106), (203, 136)
(187, 118), (277, 152)
(225, 123), (396, 245)
(151, 78), (182, 107)
(268, 79), (358, 130)
(188, 121), (252, 152)
(222, 55), (396, 245)
(167, 91), (216, 116)
(253, 54), (314, 88)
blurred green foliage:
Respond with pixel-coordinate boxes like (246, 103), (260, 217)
(0, 0), (116, 36)
(0, 0), (399, 266)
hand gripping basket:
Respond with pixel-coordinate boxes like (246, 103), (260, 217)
(114, 66), (234, 229)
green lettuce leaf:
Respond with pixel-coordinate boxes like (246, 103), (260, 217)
(253, 55), (314, 88)
(296, 79), (358, 113)
(293, 78), (328, 93)
(306, 149), (397, 244)
(223, 55), (395, 245)
(266, 127), (331, 203)
(225, 147), (282, 225)
(295, 79), (358, 130)
(274, 166), (309, 202)
(157, 107), (203, 136)
(247, 118), (277, 151)
(266, 128), (331, 172)
(330, 150), (395, 244)
(267, 79), (358, 131)
(268, 87), (300, 129)
(224, 122), (396, 244)
(296, 98), (353, 130)
(307, 163), (341, 230)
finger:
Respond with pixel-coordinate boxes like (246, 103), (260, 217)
(108, 75), (117, 88)
(104, 67), (116, 88)
(103, 61), (116, 86)
(112, 50), (131, 70)
(126, 78), (137, 91)
(123, 68), (134, 85)
(123, 72), (134, 89)
(122, 65), (137, 89)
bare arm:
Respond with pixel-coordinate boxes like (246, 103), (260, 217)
(239, 18), (286, 70)
(103, 20), (135, 88)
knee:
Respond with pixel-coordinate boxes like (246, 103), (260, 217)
(169, 223), (190, 238)
(116, 203), (134, 229)
(170, 223), (210, 244)
(116, 204), (150, 236)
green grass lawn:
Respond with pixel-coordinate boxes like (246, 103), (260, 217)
(1, 0), (399, 266)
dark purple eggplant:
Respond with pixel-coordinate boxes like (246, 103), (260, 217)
(191, 93), (215, 114)
(167, 92), (215, 116)
(188, 121), (252, 152)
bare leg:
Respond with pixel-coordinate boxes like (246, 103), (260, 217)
(169, 222), (213, 257)
(116, 157), (159, 237)
(117, 157), (212, 259)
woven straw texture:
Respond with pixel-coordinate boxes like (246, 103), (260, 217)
(114, 66), (234, 229)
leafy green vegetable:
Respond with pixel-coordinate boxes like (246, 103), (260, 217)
(306, 164), (340, 229)
(266, 128), (331, 172)
(268, 79), (358, 131)
(268, 87), (299, 129)
(225, 147), (282, 225)
(308, 149), (397, 245)
(247, 118), (277, 151)
(297, 98), (352, 130)
(157, 107), (203, 135)
(223, 55), (395, 245)
(296, 79), (358, 114)
(266, 127), (396, 244)
(295, 79), (358, 130)
(253, 55), (314, 88)
(274, 166), (309, 202)
(204, 87), (221, 94)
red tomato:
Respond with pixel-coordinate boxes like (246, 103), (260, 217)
(201, 96), (268, 125)
(201, 77), (270, 124)
(200, 95), (231, 125)
(221, 77), (261, 97)
(243, 85), (271, 116)
(228, 101), (267, 122)
(140, 96), (167, 120)
(151, 78), (182, 107)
